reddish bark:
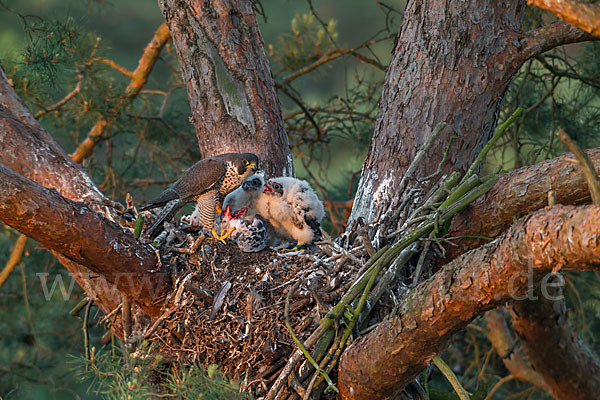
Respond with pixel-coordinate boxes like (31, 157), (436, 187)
(158, 0), (292, 177)
(0, 104), (105, 207)
(511, 280), (600, 399)
(0, 164), (169, 316)
(349, 0), (594, 227)
(349, 0), (527, 224)
(338, 205), (600, 399)
(528, 0), (600, 38)
(0, 68), (167, 324)
(445, 148), (600, 263)
(483, 309), (551, 393)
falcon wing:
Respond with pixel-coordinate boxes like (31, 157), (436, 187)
(173, 158), (227, 201)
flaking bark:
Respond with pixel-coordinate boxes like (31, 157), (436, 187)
(0, 164), (169, 316)
(158, 0), (292, 177)
(445, 148), (600, 263)
(349, 0), (593, 228)
(338, 205), (600, 399)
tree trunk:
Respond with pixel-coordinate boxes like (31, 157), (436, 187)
(0, 163), (169, 316)
(0, 72), (170, 319)
(349, 0), (527, 226)
(158, 0), (293, 177)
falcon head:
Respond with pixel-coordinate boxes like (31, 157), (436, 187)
(230, 153), (259, 178)
(263, 179), (284, 196)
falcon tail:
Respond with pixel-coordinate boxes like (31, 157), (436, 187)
(145, 199), (183, 239)
(139, 188), (179, 211)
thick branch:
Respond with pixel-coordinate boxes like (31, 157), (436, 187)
(0, 163), (170, 316)
(445, 148), (600, 263)
(0, 104), (107, 209)
(518, 20), (597, 64)
(0, 65), (163, 328)
(511, 282), (600, 400)
(158, 0), (292, 176)
(528, 0), (600, 38)
(338, 205), (600, 399)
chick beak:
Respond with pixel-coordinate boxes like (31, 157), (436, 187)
(222, 205), (232, 218)
(263, 185), (274, 193)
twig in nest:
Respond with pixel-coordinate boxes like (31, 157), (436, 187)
(413, 239), (433, 284)
(284, 279), (338, 394)
(98, 303), (122, 325)
(122, 295), (132, 340)
(83, 298), (93, 368)
(143, 307), (176, 339)
(184, 280), (213, 303)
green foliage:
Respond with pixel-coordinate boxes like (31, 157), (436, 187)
(77, 342), (250, 400)
(0, 230), (98, 400)
(485, 41), (600, 172)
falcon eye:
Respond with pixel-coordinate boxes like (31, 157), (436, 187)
(244, 160), (250, 165)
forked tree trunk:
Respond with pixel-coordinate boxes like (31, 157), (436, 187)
(350, 0), (526, 226)
(158, 0), (292, 177)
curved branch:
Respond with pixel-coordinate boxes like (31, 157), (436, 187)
(483, 309), (551, 393)
(445, 148), (600, 263)
(517, 21), (596, 65)
(70, 23), (171, 163)
(338, 205), (600, 399)
(528, 0), (600, 38)
(511, 281), (600, 400)
(0, 163), (170, 316)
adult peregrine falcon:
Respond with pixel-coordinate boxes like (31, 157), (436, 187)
(255, 177), (324, 247)
(140, 153), (258, 239)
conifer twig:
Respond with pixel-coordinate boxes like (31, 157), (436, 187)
(432, 355), (471, 400)
(461, 107), (523, 185)
(0, 233), (27, 289)
(556, 129), (600, 205)
(284, 279), (338, 394)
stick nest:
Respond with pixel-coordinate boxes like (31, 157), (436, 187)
(132, 228), (362, 397)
